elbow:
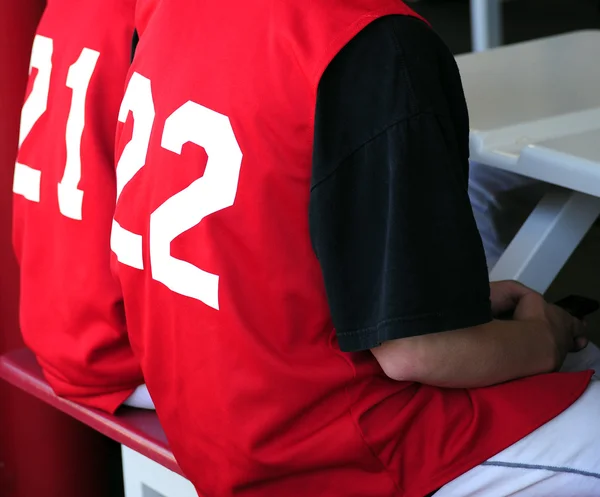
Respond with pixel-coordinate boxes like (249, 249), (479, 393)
(371, 338), (424, 382)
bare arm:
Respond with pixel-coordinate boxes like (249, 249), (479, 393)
(309, 21), (585, 380)
(372, 291), (585, 389)
(372, 319), (555, 388)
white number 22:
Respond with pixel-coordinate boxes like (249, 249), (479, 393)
(13, 35), (100, 220)
(111, 72), (243, 310)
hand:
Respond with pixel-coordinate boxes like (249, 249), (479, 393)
(490, 280), (537, 318)
(513, 292), (587, 369)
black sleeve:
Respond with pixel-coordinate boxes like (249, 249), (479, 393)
(131, 29), (139, 62)
(310, 15), (492, 353)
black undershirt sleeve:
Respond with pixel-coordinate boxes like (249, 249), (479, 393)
(131, 29), (139, 62)
(310, 15), (492, 353)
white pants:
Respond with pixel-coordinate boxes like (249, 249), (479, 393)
(436, 345), (600, 496)
(124, 383), (155, 410)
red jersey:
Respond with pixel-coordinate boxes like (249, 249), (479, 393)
(114, 1), (591, 495)
(13, 0), (143, 413)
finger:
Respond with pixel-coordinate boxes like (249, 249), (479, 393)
(492, 283), (540, 316)
(505, 280), (538, 297)
(573, 335), (589, 352)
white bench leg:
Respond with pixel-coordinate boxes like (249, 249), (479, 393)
(121, 445), (198, 497)
(471, 0), (504, 51)
(489, 190), (600, 294)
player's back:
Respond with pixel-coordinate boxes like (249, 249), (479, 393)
(13, 0), (143, 412)
(115, 1), (591, 496)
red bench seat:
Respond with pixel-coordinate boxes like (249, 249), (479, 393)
(0, 348), (183, 476)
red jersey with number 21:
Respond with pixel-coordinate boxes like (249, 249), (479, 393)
(114, 0), (591, 495)
(13, 0), (143, 413)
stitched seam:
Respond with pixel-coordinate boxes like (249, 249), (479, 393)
(482, 461), (600, 480)
(337, 303), (491, 336)
(337, 313), (442, 337)
(310, 110), (434, 192)
(388, 18), (419, 113)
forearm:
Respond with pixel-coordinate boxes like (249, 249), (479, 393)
(372, 320), (558, 388)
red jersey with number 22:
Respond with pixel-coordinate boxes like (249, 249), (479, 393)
(114, 0), (591, 495)
(13, 0), (143, 413)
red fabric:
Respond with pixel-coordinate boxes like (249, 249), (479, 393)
(1, 4), (124, 497)
(12, 0), (143, 413)
(115, 1), (591, 496)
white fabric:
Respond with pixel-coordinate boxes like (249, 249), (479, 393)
(436, 344), (600, 496)
(468, 161), (558, 270)
(123, 383), (155, 410)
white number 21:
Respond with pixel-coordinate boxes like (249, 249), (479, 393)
(111, 73), (243, 310)
(13, 35), (100, 220)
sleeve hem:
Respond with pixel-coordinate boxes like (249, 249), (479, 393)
(61, 385), (139, 414)
(337, 306), (492, 352)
